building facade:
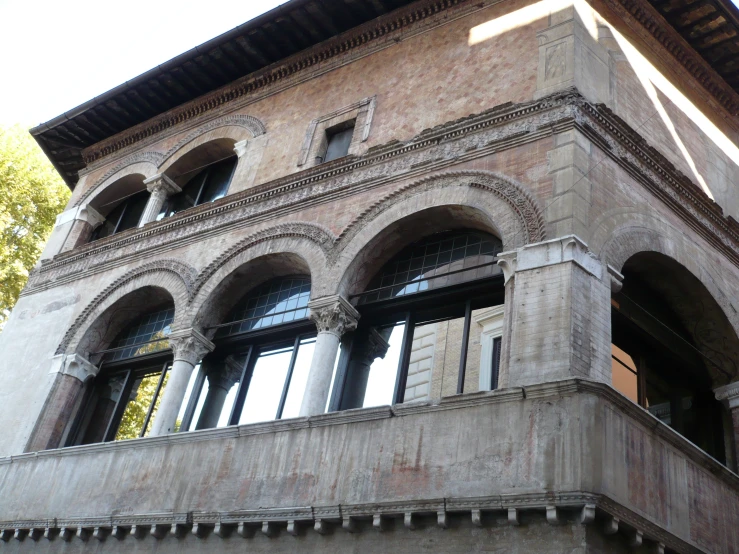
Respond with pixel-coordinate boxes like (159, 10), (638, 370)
(1, 0), (739, 551)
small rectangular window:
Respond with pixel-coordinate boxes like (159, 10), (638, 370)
(323, 121), (355, 163)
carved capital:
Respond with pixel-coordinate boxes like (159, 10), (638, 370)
(308, 296), (359, 337)
(233, 140), (249, 158)
(715, 382), (739, 410)
(204, 356), (243, 391)
(143, 173), (181, 197)
(78, 206), (105, 227)
(50, 354), (98, 383)
(607, 264), (624, 293)
(168, 329), (214, 366)
(496, 251), (517, 285)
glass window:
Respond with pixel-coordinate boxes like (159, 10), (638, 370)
(103, 308), (174, 362)
(159, 156), (237, 219)
(90, 190), (149, 241)
(324, 124), (354, 162)
(214, 277), (310, 338)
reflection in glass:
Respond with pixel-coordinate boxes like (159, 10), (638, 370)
(281, 338), (316, 419)
(103, 308), (174, 362)
(240, 346), (293, 424)
(359, 323), (405, 409)
(611, 344), (638, 404)
(159, 156), (237, 219)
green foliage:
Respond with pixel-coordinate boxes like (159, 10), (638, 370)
(115, 372), (170, 440)
(0, 125), (70, 328)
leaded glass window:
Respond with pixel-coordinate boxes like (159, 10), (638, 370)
(103, 308), (174, 362)
(215, 277), (310, 338)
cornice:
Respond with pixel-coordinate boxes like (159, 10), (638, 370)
(23, 91), (739, 297)
(602, 0), (739, 119)
(80, 0), (477, 167)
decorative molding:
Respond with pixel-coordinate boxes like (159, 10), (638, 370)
(55, 259), (197, 355)
(157, 114), (267, 167)
(191, 222), (334, 299)
(75, 151), (164, 207)
(307, 295), (360, 337)
(23, 91), (739, 298)
(168, 328), (215, 365)
(715, 381), (739, 409)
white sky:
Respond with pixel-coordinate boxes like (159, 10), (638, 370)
(0, 0), (288, 126)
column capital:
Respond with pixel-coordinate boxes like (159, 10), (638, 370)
(143, 173), (181, 196)
(168, 329), (214, 366)
(308, 295), (360, 337)
(204, 356), (243, 391)
(715, 382), (739, 409)
(497, 235), (606, 283)
(233, 140), (249, 158)
(50, 354), (98, 383)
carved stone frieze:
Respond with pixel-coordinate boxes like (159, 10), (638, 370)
(308, 296), (360, 337)
(24, 90), (739, 302)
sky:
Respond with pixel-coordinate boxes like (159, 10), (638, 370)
(0, 0), (288, 126)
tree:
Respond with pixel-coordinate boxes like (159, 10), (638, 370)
(0, 125), (70, 329)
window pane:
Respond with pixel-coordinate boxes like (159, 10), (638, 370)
(324, 126), (354, 162)
(611, 344), (638, 404)
(281, 337), (317, 419)
(104, 308), (174, 362)
(116, 190), (149, 233)
(360, 323), (406, 408)
(239, 346), (293, 424)
(174, 364), (201, 432)
(115, 370), (162, 441)
(198, 157), (236, 204)
(403, 323), (435, 403)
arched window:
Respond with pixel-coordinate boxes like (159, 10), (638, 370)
(68, 307), (175, 445)
(611, 254), (729, 463)
(176, 276), (314, 431)
(333, 230), (505, 412)
(90, 189), (149, 241)
(159, 156), (237, 219)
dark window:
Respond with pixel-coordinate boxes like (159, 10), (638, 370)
(491, 336), (502, 390)
(159, 156), (237, 219)
(175, 276), (315, 431)
(611, 288), (727, 463)
(333, 230), (504, 412)
(69, 307), (175, 445)
(90, 190), (149, 241)
(322, 121), (355, 163)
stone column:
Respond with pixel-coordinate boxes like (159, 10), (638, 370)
(299, 296), (359, 417)
(195, 356), (243, 430)
(497, 235), (618, 388)
(714, 382), (739, 471)
(149, 329), (214, 436)
(139, 174), (181, 227)
(25, 354), (98, 452)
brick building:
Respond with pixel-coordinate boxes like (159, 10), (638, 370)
(1, 0), (739, 551)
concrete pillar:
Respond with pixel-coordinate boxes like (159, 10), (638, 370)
(714, 382), (739, 471)
(25, 354), (98, 452)
(497, 235), (620, 388)
(149, 329), (213, 436)
(139, 174), (181, 227)
(195, 357), (243, 430)
(299, 296), (359, 417)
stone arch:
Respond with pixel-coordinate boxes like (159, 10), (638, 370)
(158, 114), (267, 173)
(58, 259), (196, 359)
(332, 170), (545, 297)
(75, 152), (163, 207)
(598, 217), (739, 387)
(190, 223), (334, 335)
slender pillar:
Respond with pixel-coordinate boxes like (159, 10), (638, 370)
(25, 354), (97, 452)
(299, 296), (359, 417)
(139, 174), (181, 227)
(714, 382), (739, 471)
(196, 357), (243, 430)
(150, 329), (214, 436)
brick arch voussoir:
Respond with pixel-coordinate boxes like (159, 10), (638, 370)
(334, 170), (545, 259)
(158, 115), (267, 170)
(75, 152), (163, 207)
(57, 259), (197, 356)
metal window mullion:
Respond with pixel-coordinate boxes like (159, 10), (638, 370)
(392, 313), (415, 405)
(103, 370), (134, 442)
(112, 200), (128, 235)
(275, 335), (302, 419)
(228, 346), (255, 426)
(193, 168), (211, 206)
(139, 362), (169, 437)
(456, 299), (473, 395)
